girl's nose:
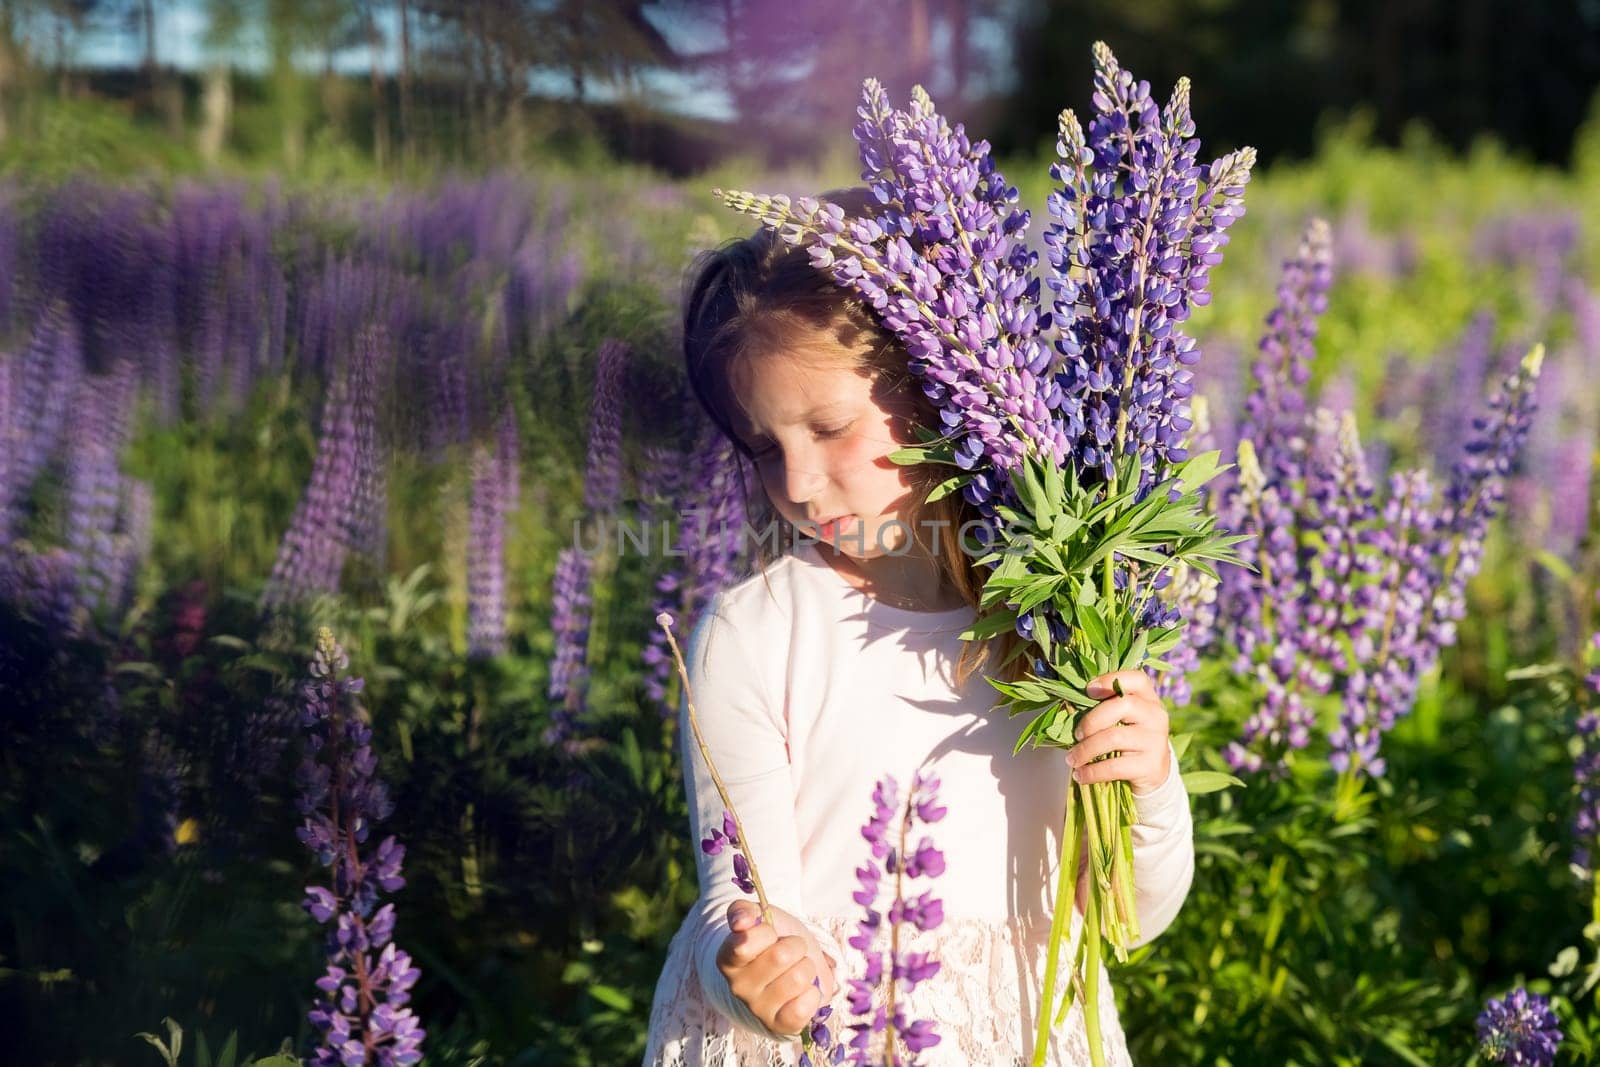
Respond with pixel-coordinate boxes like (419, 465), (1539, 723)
(784, 462), (827, 506)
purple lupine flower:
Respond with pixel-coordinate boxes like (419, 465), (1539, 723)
(842, 771), (944, 1066)
(1237, 218), (1333, 495)
(296, 628), (425, 1067)
(583, 340), (629, 514)
(1430, 348), (1543, 647)
(262, 362), (366, 609)
(700, 810), (757, 894)
(64, 360), (140, 615)
(108, 478), (153, 617)
(1330, 468), (1442, 778)
(469, 405), (521, 660)
(1475, 987), (1561, 1066)
(467, 443), (509, 659)
(1155, 559), (1219, 709)
(1330, 207), (1414, 280)
(644, 423), (753, 717)
(1472, 210), (1580, 321)
(637, 433), (694, 707)
(544, 546), (593, 746)
(545, 341), (634, 740)
(345, 326), (390, 571)
(8, 303), (84, 515)
(426, 325), (473, 456)
(0, 546), (82, 637)
(1420, 312), (1496, 476)
(1297, 409), (1380, 674)
(1046, 45), (1255, 492)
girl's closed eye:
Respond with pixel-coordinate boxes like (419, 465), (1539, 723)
(749, 422), (856, 460)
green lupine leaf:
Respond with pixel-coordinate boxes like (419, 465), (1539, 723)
(1182, 770), (1245, 795)
(1074, 601), (1110, 650)
(1122, 629), (1150, 671)
(1176, 449), (1226, 493)
(1170, 731), (1194, 760)
(961, 610), (1020, 642)
(1013, 713), (1050, 754)
(1042, 455), (1065, 509)
(1015, 576), (1066, 615)
(926, 473), (970, 503)
(1013, 459), (1045, 518)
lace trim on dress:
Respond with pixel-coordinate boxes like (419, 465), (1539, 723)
(643, 911), (1134, 1067)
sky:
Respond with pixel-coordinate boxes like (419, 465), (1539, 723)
(52, 2), (742, 121)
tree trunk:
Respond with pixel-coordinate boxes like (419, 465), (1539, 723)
(398, 0), (414, 165)
(198, 62), (231, 166)
(141, 0), (156, 78)
(367, 5), (387, 168)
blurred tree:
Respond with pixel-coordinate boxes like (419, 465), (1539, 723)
(197, 0), (244, 166)
(412, 0), (677, 164)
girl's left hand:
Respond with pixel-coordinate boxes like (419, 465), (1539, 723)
(1065, 670), (1172, 795)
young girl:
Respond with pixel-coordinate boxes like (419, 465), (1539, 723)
(643, 188), (1194, 1067)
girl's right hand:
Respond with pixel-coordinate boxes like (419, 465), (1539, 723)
(716, 899), (837, 1037)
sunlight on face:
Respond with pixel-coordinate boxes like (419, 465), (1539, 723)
(729, 344), (923, 561)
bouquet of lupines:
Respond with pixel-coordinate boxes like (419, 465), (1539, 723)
(718, 42), (1251, 1066)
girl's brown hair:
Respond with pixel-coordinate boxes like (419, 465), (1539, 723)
(682, 187), (1028, 688)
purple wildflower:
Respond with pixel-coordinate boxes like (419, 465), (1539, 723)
(583, 340), (629, 514)
(8, 303), (84, 520)
(1475, 987), (1561, 1067)
(296, 628), (425, 1067)
(544, 546), (593, 746)
(645, 425), (752, 717)
(1047, 47), (1255, 491)
(345, 326), (390, 571)
(64, 360), (140, 615)
(468, 407), (520, 659)
(262, 342), (384, 610)
(1238, 218), (1333, 494)
(842, 771), (944, 1066)
(1430, 348), (1544, 647)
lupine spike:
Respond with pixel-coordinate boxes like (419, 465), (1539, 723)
(296, 628), (425, 1067)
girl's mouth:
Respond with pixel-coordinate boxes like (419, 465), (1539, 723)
(817, 515), (856, 540)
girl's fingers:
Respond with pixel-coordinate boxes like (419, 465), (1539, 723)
(1074, 694), (1165, 741)
(1067, 751), (1152, 787)
(1067, 724), (1145, 769)
(1087, 669), (1156, 701)
(718, 902), (774, 970)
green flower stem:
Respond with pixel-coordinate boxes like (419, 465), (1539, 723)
(1033, 777), (1083, 1066)
(1083, 853), (1107, 1067)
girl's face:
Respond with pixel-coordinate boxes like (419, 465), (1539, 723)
(729, 344), (923, 561)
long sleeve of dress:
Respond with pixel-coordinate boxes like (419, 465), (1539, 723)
(676, 601), (845, 1043)
(1127, 739), (1195, 950)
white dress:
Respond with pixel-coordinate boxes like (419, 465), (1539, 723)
(643, 543), (1193, 1066)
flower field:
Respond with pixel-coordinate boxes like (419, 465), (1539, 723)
(2, 100), (1600, 1065)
